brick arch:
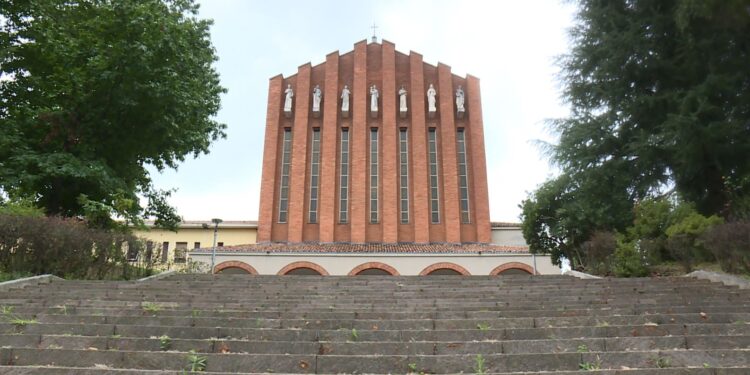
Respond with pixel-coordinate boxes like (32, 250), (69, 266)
(214, 260), (258, 275)
(490, 262), (537, 276)
(347, 262), (400, 276)
(277, 261), (330, 276)
(419, 262), (471, 276)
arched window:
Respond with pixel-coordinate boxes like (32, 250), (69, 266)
(277, 261), (329, 276)
(348, 262), (400, 276)
(213, 261), (258, 275)
(490, 262), (535, 276)
(419, 262), (471, 276)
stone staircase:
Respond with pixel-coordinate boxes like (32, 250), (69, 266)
(0, 274), (749, 374)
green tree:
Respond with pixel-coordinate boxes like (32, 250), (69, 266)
(0, 0), (226, 229)
(520, 169), (633, 267)
(552, 0), (750, 217)
(522, 0), (750, 265)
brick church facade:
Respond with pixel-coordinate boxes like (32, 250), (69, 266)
(188, 40), (558, 276)
(258, 39), (490, 244)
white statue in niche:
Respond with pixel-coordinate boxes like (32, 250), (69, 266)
(312, 85), (322, 112)
(455, 85), (465, 112)
(283, 84), (294, 112)
(398, 85), (408, 113)
(341, 85), (351, 112)
(370, 85), (379, 112)
(427, 84), (437, 113)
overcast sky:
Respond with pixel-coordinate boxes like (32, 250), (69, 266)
(149, 0), (576, 223)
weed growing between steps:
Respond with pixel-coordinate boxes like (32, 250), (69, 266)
(473, 354), (487, 374)
(1, 305), (37, 327)
(185, 350), (207, 372)
(142, 302), (163, 313)
(159, 335), (172, 351)
(653, 355), (671, 368)
(579, 355), (602, 370)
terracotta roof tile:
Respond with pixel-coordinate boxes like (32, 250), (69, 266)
(491, 222), (522, 228)
(191, 242), (529, 254)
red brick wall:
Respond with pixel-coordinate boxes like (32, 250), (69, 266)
(319, 52), (339, 243)
(381, 41), (398, 243)
(467, 75), (492, 243)
(257, 75), (283, 242)
(409, 52), (430, 243)
(257, 41), (491, 244)
(350, 41), (368, 243)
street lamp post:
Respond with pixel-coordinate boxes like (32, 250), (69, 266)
(210, 218), (222, 274)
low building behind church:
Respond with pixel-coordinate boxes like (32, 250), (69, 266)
(135, 220), (556, 275)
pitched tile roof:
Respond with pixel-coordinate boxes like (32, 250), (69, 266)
(491, 222), (522, 228)
(191, 242), (529, 254)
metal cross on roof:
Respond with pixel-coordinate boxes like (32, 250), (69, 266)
(370, 23), (378, 43)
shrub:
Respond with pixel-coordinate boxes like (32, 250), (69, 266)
(581, 231), (617, 275)
(0, 214), (152, 280)
(702, 221), (750, 275)
(612, 238), (649, 277)
(0, 199), (44, 217)
(626, 198), (697, 263)
(665, 212), (723, 271)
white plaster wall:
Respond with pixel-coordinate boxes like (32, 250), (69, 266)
(188, 253), (559, 276)
(491, 227), (527, 246)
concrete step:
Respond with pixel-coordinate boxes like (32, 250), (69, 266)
(0, 274), (748, 373)
(0, 366), (748, 375)
(24, 312), (750, 331)
(2, 348), (750, 373)
(3, 322), (750, 342)
(5, 304), (750, 320)
(4, 333), (747, 354)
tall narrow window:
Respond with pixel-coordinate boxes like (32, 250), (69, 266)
(145, 241), (153, 262)
(399, 129), (409, 223)
(309, 129), (321, 223)
(428, 128), (440, 223)
(370, 128), (379, 223)
(339, 129), (349, 223)
(161, 242), (169, 264)
(456, 129), (471, 223)
(278, 129), (292, 223)
(174, 242), (187, 263)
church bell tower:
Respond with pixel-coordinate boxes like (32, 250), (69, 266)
(257, 40), (491, 244)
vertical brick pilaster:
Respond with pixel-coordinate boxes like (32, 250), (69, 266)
(466, 75), (491, 243)
(409, 52), (430, 243)
(258, 75), (283, 242)
(437, 63), (460, 243)
(350, 41), (368, 243)
(319, 52), (339, 243)
(287, 64), (312, 242)
(381, 41), (398, 243)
